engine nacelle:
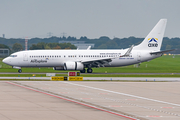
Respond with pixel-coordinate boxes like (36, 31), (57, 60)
(53, 66), (64, 70)
(64, 62), (84, 70)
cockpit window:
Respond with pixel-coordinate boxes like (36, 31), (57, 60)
(10, 55), (17, 57)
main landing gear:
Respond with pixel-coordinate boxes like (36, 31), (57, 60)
(87, 68), (93, 73)
(80, 68), (93, 73)
(18, 69), (22, 73)
(80, 68), (86, 73)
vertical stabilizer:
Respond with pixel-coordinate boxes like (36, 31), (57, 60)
(134, 19), (167, 51)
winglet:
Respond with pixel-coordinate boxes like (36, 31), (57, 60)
(120, 45), (134, 57)
(87, 46), (91, 50)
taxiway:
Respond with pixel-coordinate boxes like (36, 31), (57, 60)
(0, 81), (180, 120)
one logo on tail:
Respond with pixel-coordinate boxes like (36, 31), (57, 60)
(148, 38), (158, 47)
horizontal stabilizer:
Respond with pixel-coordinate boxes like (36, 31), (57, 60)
(150, 49), (175, 54)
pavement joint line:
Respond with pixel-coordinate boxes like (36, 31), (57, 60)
(5, 81), (139, 120)
(63, 81), (180, 107)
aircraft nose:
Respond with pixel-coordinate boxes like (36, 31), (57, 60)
(2, 57), (9, 64)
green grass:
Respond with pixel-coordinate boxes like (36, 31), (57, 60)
(0, 55), (180, 73)
(0, 73), (179, 77)
(0, 74), (47, 77)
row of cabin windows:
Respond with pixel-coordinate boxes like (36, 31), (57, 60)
(29, 55), (119, 58)
(69, 55), (118, 57)
(30, 55), (61, 58)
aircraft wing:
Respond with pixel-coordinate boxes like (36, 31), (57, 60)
(81, 57), (113, 67)
(80, 45), (134, 67)
(150, 49), (175, 54)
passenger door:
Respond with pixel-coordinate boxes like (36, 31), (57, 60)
(137, 52), (141, 62)
(23, 53), (28, 61)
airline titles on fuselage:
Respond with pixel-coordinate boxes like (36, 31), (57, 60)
(30, 59), (47, 63)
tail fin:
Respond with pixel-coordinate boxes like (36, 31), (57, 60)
(134, 19), (167, 51)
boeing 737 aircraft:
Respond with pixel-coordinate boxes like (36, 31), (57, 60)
(3, 19), (173, 73)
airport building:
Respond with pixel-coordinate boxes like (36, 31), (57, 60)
(59, 41), (94, 49)
(0, 48), (9, 57)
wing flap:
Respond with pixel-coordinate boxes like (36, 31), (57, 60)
(80, 45), (134, 67)
(81, 58), (112, 64)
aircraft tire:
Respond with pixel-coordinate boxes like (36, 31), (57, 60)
(80, 68), (86, 73)
(87, 68), (93, 73)
(18, 69), (22, 73)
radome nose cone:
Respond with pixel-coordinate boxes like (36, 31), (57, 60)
(2, 58), (8, 64)
(2, 58), (5, 63)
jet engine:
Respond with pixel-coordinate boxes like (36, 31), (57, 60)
(64, 62), (84, 70)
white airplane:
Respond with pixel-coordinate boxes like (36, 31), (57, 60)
(3, 19), (173, 73)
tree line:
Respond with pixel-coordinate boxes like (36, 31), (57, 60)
(0, 36), (180, 53)
(29, 42), (76, 50)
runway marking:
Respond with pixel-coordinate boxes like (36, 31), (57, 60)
(126, 99), (138, 101)
(77, 88), (86, 90)
(99, 93), (109, 95)
(5, 81), (137, 120)
(109, 105), (122, 108)
(146, 115), (162, 118)
(59, 92), (69, 94)
(80, 98), (92, 100)
(161, 107), (174, 109)
(63, 82), (180, 107)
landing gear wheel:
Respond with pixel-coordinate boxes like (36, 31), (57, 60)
(18, 69), (22, 73)
(87, 68), (93, 73)
(80, 68), (86, 73)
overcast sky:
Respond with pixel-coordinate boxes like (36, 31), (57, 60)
(0, 0), (179, 39)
